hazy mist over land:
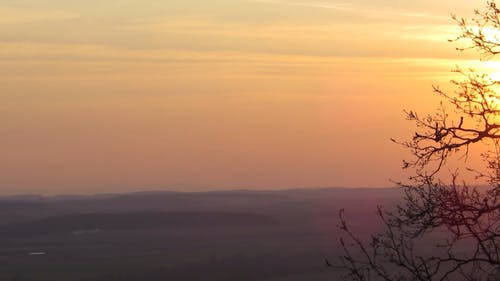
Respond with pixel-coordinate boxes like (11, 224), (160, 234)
(0, 187), (402, 281)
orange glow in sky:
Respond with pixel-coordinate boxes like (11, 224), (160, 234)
(0, 0), (488, 194)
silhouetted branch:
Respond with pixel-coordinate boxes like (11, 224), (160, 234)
(336, 2), (500, 280)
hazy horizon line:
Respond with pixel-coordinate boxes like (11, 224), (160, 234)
(0, 185), (401, 199)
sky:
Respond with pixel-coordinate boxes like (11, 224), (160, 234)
(0, 0), (490, 195)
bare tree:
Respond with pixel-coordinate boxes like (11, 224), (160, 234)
(335, 2), (500, 280)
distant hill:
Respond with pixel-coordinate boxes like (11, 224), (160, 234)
(0, 187), (402, 221)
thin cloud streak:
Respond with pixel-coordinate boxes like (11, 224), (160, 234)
(255, 0), (353, 11)
(255, 0), (449, 21)
(0, 6), (79, 24)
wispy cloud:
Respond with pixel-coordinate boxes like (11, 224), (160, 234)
(390, 24), (459, 42)
(255, 0), (354, 11)
(255, 0), (448, 21)
(0, 6), (78, 25)
(123, 16), (454, 55)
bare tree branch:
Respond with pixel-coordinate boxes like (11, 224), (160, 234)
(336, 2), (500, 280)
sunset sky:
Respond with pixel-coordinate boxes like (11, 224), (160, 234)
(1, 0), (490, 195)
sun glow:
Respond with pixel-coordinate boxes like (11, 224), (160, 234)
(484, 60), (500, 82)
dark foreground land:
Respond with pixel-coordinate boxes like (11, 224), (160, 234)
(0, 188), (401, 281)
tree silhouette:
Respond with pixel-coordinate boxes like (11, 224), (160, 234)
(335, 2), (500, 281)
